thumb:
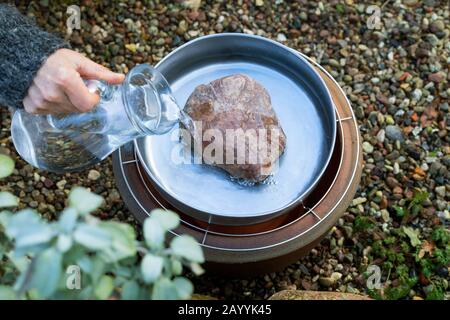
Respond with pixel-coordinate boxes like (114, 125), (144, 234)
(76, 55), (125, 85)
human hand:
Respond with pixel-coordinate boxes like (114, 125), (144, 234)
(23, 48), (125, 115)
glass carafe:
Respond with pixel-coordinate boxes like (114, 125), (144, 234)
(11, 64), (181, 173)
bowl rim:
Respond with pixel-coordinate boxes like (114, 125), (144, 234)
(134, 33), (337, 223)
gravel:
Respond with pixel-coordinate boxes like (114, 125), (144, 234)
(385, 125), (405, 142)
(0, 0), (448, 300)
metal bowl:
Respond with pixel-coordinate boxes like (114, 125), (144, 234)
(113, 51), (362, 274)
(135, 34), (336, 225)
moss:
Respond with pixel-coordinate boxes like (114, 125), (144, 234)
(354, 215), (375, 232)
(432, 227), (450, 245)
(425, 281), (446, 300)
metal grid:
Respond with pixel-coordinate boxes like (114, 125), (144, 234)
(117, 55), (360, 252)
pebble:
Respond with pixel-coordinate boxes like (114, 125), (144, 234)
(435, 186), (446, 198)
(352, 197), (367, 206)
(276, 34), (287, 42)
(319, 277), (336, 287)
(381, 210), (390, 223)
(376, 129), (385, 143)
(355, 106), (365, 120)
(56, 179), (67, 190)
(428, 72), (445, 83)
(362, 142), (374, 154)
(430, 20), (445, 33)
(385, 125), (404, 142)
(88, 169), (101, 181)
(412, 89), (423, 101)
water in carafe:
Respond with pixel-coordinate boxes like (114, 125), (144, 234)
(11, 64), (190, 173)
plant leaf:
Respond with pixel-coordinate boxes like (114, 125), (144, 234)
(77, 255), (105, 284)
(173, 277), (193, 299)
(141, 253), (164, 284)
(14, 226), (55, 249)
(403, 226), (421, 247)
(417, 240), (434, 259)
(143, 218), (165, 249)
(121, 280), (140, 300)
(171, 259), (183, 275)
(94, 275), (114, 300)
(189, 262), (205, 276)
(69, 187), (104, 215)
(25, 247), (62, 298)
(170, 235), (204, 263)
(0, 154), (14, 179)
(58, 208), (78, 233)
(0, 285), (16, 300)
(0, 192), (18, 208)
(5, 209), (41, 238)
(152, 278), (179, 300)
(5, 209), (55, 254)
(56, 234), (73, 253)
(98, 221), (137, 262)
(150, 209), (180, 230)
(73, 223), (112, 251)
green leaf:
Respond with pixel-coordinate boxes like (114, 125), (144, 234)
(14, 225), (55, 249)
(403, 226), (421, 247)
(141, 253), (164, 284)
(411, 191), (429, 205)
(56, 234), (72, 253)
(5, 209), (43, 238)
(170, 235), (204, 263)
(173, 277), (193, 299)
(121, 280), (140, 300)
(143, 218), (165, 249)
(115, 265), (133, 278)
(69, 187), (104, 215)
(7, 254), (28, 273)
(5, 209), (55, 254)
(152, 278), (179, 300)
(77, 255), (105, 284)
(171, 259), (183, 275)
(0, 192), (18, 208)
(98, 221), (136, 262)
(0, 154), (14, 179)
(0, 285), (16, 300)
(150, 209), (180, 230)
(393, 205), (406, 217)
(94, 275), (114, 300)
(58, 208), (78, 233)
(189, 262), (205, 276)
(0, 210), (12, 226)
(336, 3), (345, 14)
(73, 224), (112, 251)
(25, 248), (62, 298)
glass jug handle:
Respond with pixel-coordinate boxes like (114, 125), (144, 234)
(84, 79), (114, 101)
(47, 80), (114, 132)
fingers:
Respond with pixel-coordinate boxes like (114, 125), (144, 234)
(75, 54), (125, 85)
(32, 76), (70, 106)
(23, 85), (73, 115)
(55, 67), (101, 113)
(23, 85), (48, 114)
(24, 49), (125, 115)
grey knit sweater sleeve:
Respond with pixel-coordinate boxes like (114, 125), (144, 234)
(0, 4), (70, 109)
